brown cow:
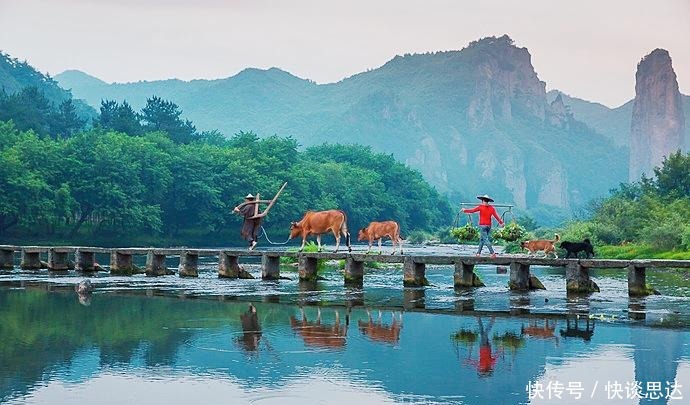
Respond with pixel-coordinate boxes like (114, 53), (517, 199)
(521, 319), (559, 344)
(358, 220), (404, 255)
(289, 308), (348, 349)
(289, 210), (351, 252)
(358, 310), (403, 345)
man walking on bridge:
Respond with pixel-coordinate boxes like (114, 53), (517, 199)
(234, 194), (263, 250)
(463, 194), (504, 258)
(232, 182), (288, 250)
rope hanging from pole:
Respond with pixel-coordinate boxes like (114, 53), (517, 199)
(500, 206), (514, 224)
(257, 225), (291, 245)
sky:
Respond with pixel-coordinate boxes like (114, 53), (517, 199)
(1, 0), (689, 107)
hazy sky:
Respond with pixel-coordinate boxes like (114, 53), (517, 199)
(1, 0), (688, 107)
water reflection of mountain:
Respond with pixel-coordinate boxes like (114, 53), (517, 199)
(0, 288), (687, 404)
(632, 327), (684, 403)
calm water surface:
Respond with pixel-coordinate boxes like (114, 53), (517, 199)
(1, 245), (689, 404)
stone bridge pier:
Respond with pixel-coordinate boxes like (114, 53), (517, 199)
(0, 248), (14, 270)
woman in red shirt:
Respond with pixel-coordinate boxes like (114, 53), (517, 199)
(463, 194), (504, 257)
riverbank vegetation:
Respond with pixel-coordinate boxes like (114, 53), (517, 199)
(443, 152), (690, 259)
(0, 94), (450, 246)
(554, 151), (690, 258)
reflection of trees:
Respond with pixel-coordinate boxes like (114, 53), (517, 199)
(493, 331), (526, 353)
(0, 288), (292, 402)
(144, 329), (193, 367)
(99, 341), (142, 365)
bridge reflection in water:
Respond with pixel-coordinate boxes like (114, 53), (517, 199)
(0, 287), (687, 405)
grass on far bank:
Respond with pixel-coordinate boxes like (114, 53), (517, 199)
(597, 244), (690, 260)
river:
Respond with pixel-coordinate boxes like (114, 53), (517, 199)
(0, 244), (688, 404)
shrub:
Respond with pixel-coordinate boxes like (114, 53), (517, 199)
(589, 223), (623, 245)
(407, 230), (434, 244)
(682, 225), (690, 250)
(436, 226), (457, 244)
(558, 221), (597, 243)
(504, 241), (524, 254)
(515, 215), (538, 231)
(642, 224), (683, 251)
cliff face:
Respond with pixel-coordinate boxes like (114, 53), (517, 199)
(462, 36), (570, 208)
(630, 49), (686, 181)
(467, 35), (547, 128)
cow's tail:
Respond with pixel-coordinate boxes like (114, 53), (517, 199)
(339, 210), (351, 251)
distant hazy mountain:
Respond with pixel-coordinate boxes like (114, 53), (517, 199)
(0, 52), (95, 120)
(56, 36), (628, 220)
(547, 91), (689, 151)
(546, 90), (632, 148)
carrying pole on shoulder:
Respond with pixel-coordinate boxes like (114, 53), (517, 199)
(249, 182), (287, 219)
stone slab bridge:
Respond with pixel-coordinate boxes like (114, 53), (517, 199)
(2, 245), (689, 297)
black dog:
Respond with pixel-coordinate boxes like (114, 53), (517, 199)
(560, 239), (594, 258)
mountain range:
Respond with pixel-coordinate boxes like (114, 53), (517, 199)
(3, 35), (685, 224)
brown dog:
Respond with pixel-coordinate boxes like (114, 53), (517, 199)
(520, 234), (560, 258)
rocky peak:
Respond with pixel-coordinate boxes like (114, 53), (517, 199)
(629, 49), (686, 181)
(547, 92), (570, 129)
(466, 35), (547, 128)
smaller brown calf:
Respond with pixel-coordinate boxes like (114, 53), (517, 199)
(357, 220), (404, 255)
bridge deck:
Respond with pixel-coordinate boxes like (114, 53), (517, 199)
(2, 245), (690, 268)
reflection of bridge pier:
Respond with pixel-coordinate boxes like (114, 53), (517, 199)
(560, 316), (595, 341)
(509, 293), (530, 316)
(344, 287), (364, 308)
(262, 294), (280, 304)
(628, 298), (646, 320)
(565, 291), (591, 317)
(403, 288), (425, 310)
(454, 289), (475, 313)
(297, 280), (324, 306)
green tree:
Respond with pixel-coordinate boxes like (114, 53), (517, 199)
(650, 151), (690, 198)
(140, 96), (197, 144)
(98, 100), (143, 135)
(0, 87), (55, 136)
(62, 131), (172, 236)
(52, 99), (85, 137)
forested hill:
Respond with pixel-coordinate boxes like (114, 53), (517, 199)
(0, 107), (450, 246)
(57, 35), (627, 224)
(0, 52), (95, 123)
